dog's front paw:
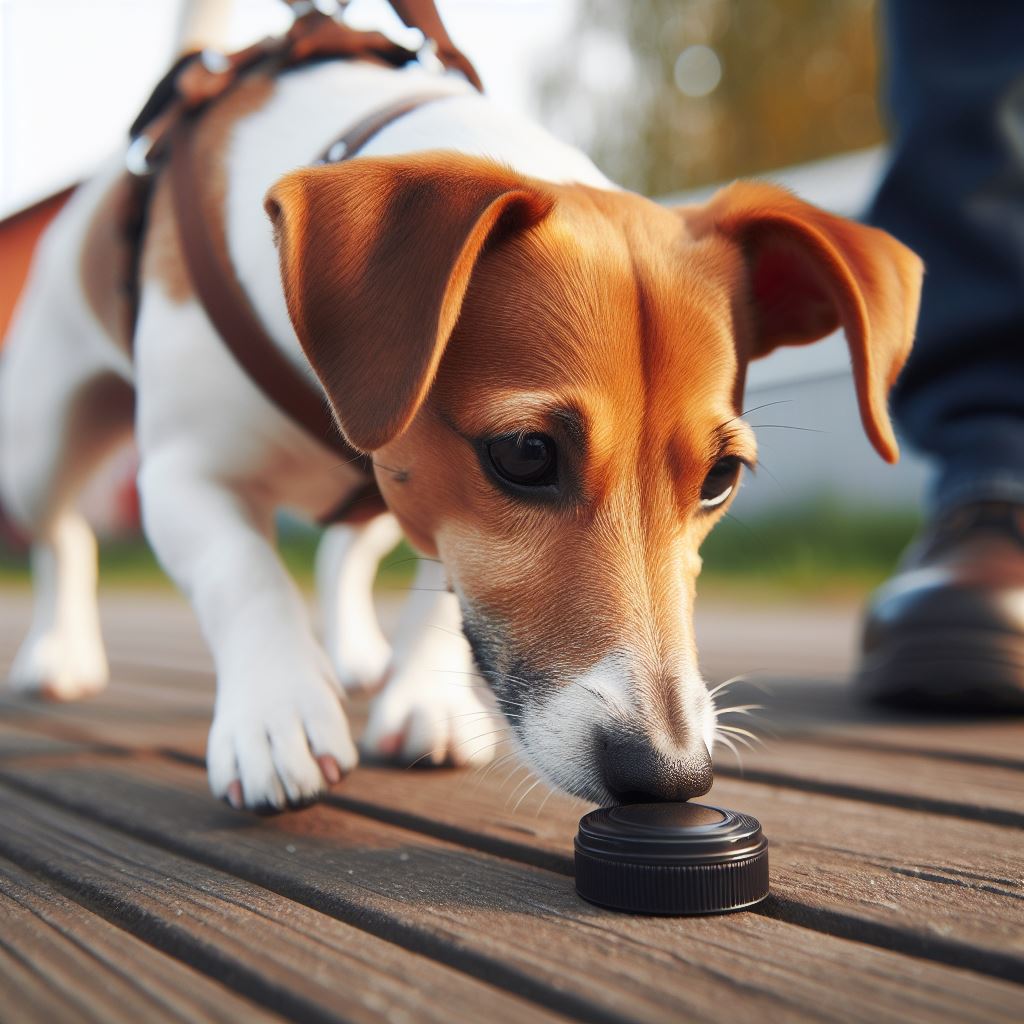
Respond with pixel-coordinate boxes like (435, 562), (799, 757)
(361, 657), (505, 768)
(207, 672), (358, 811)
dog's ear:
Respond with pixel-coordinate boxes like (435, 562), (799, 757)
(683, 181), (923, 463)
(265, 153), (553, 452)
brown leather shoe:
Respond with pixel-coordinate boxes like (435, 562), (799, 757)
(856, 501), (1024, 711)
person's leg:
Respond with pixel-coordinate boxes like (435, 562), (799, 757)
(867, 0), (1024, 512)
(857, 1), (1024, 709)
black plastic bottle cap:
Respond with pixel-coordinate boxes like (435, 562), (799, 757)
(575, 802), (769, 915)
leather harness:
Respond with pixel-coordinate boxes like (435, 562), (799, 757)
(128, 13), (460, 522)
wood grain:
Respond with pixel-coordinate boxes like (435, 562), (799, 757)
(0, 784), (568, 1024)
(1, 754), (1020, 1024)
(0, 855), (281, 1024)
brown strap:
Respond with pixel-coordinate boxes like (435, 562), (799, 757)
(170, 114), (355, 459)
(167, 88), (457, 522)
(314, 90), (456, 164)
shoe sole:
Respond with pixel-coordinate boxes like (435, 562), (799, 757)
(856, 627), (1024, 713)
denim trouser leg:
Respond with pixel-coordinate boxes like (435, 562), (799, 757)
(867, 1), (1024, 514)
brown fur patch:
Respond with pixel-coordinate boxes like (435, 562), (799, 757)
(79, 173), (141, 352)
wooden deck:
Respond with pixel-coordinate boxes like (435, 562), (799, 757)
(0, 590), (1021, 1023)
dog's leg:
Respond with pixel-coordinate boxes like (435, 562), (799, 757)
(7, 513), (111, 700)
(361, 559), (503, 767)
(1, 278), (132, 700)
(315, 514), (401, 695)
(138, 455), (357, 809)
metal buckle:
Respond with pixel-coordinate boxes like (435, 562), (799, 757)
(416, 38), (445, 75)
(288, 0), (342, 18)
(125, 134), (157, 177)
(199, 49), (231, 75)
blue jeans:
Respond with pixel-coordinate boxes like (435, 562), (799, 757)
(867, 1), (1024, 514)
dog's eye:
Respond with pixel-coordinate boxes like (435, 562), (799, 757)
(700, 456), (742, 509)
(487, 433), (557, 487)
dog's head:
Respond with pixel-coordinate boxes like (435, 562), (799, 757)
(266, 154), (922, 803)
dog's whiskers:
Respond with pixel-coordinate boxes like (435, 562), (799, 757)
(717, 399), (794, 433)
(473, 749), (521, 788)
(511, 776), (546, 814)
(498, 762), (531, 797)
(707, 674), (750, 700)
(713, 731), (744, 769)
(534, 784), (557, 818)
(449, 726), (511, 753)
(716, 723), (762, 742)
(713, 703), (764, 717)
(425, 623), (468, 641)
(747, 423), (827, 434)
(506, 769), (540, 811)
(448, 708), (521, 722)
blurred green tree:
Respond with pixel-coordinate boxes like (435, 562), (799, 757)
(535, 0), (883, 195)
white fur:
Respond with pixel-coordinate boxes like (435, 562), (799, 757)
(0, 160), (132, 699)
(316, 514), (402, 694)
(0, 60), (611, 808)
(517, 652), (716, 805)
(361, 560), (501, 767)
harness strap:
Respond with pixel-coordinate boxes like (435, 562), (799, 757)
(171, 119), (350, 456)
(313, 90), (455, 164)
(168, 89), (455, 521)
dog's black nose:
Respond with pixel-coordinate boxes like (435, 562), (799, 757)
(600, 731), (713, 803)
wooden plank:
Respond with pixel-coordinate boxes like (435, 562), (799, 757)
(306, 760), (1024, 982)
(0, 784), (568, 1024)
(0, 720), (86, 759)
(1, 754), (1020, 1024)
(0, 856), (280, 1024)
(0, 689), (209, 752)
(6, 593), (1020, 823)
(713, 736), (1024, 826)
(711, 673), (1024, 762)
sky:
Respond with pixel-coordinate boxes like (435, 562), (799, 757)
(0, 0), (579, 215)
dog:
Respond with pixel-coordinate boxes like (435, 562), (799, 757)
(0, 53), (922, 811)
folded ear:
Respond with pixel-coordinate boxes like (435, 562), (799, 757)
(265, 153), (553, 451)
(683, 181), (923, 463)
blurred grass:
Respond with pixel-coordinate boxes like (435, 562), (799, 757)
(699, 499), (920, 598)
(0, 499), (920, 600)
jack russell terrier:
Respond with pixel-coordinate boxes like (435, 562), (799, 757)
(0, 49), (922, 811)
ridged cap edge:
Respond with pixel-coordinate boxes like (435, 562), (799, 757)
(574, 844), (769, 915)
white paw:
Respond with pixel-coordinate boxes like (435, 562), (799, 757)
(331, 632), (392, 697)
(316, 516), (401, 696)
(361, 654), (505, 768)
(8, 630), (109, 701)
(207, 669), (358, 811)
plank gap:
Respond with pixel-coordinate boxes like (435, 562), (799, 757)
(779, 732), (1024, 772)
(160, 746), (1024, 989)
(715, 765), (1024, 829)
(0, 800), (344, 1024)
(0, 770), (637, 1024)
(761, 895), (1024, 986)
